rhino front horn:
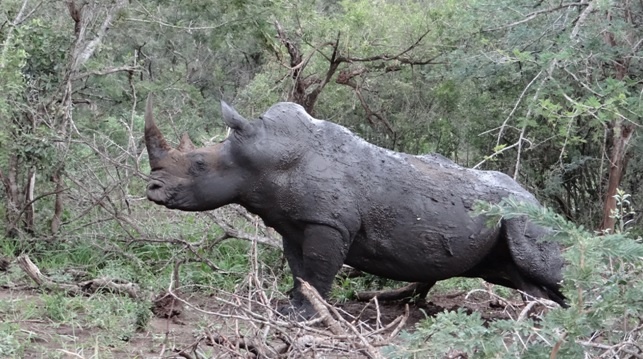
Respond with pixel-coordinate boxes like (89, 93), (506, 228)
(144, 94), (171, 163)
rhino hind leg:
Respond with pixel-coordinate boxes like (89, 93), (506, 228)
(501, 217), (567, 307)
(355, 282), (435, 302)
(503, 267), (568, 308)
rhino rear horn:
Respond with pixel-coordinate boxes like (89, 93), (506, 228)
(144, 94), (171, 163)
(177, 132), (196, 152)
(221, 101), (252, 133)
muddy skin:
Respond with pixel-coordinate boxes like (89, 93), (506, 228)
(144, 96), (566, 319)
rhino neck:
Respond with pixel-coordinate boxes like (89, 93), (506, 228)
(236, 171), (297, 227)
(237, 197), (283, 229)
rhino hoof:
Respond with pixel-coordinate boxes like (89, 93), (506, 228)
(277, 302), (317, 321)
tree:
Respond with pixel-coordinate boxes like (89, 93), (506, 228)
(0, 0), (131, 237)
(452, 0), (641, 230)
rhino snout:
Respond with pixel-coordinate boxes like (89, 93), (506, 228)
(146, 181), (166, 204)
(147, 181), (163, 191)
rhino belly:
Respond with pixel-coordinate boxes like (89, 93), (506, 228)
(345, 216), (500, 282)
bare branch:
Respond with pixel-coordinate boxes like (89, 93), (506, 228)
(128, 2), (240, 31)
(206, 208), (282, 249)
(632, 38), (643, 54)
(274, 21), (342, 114)
(13, 1), (44, 26)
(343, 28), (434, 64)
(0, 0), (44, 69)
(512, 58), (560, 178)
(570, 0), (596, 40)
(9, 186), (68, 232)
(11, 0), (30, 25)
(70, 0), (128, 70)
(72, 65), (142, 81)
(513, 125), (529, 180)
(496, 70), (543, 148)
(485, 2), (589, 32)
(473, 141), (520, 169)
(275, 23), (440, 115)
(336, 68), (395, 135)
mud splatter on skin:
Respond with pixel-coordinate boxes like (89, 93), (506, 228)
(144, 99), (567, 317)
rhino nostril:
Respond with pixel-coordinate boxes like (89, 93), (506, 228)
(148, 182), (162, 191)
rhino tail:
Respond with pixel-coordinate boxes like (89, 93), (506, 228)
(544, 286), (568, 308)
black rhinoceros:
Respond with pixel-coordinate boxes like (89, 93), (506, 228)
(144, 95), (566, 317)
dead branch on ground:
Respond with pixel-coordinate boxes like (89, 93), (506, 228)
(16, 254), (140, 299)
(159, 258), (409, 358)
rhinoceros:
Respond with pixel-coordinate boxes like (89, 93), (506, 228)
(144, 95), (566, 317)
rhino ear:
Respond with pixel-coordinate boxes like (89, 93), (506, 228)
(221, 101), (252, 133)
(177, 132), (196, 152)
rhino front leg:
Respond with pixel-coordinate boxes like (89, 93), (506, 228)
(284, 224), (348, 319)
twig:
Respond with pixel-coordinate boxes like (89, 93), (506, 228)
(518, 301), (539, 321)
(496, 70), (543, 148)
(72, 65), (142, 80)
(485, 2), (589, 32)
(570, 1), (596, 40)
(473, 141), (520, 169)
(206, 209), (282, 249)
(577, 339), (643, 359)
(344, 28), (438, 65)
(299, 279), (385, 359)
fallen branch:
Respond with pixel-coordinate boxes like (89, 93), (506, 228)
(162, 275), (409, 358)
(77, 277), (139, 299)
(356, 282), (432, 302)
(299, 278), (344, 336)
(16, 254), (140, 299)
(299, 279), (386, 359)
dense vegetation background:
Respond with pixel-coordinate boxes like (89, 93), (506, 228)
(0, 0), (642, 357)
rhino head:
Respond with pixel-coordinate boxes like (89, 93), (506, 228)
(144, 95), (256, 211)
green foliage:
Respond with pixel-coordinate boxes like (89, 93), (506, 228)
(387, 309), (503, 358)
(133, 300), (153, 332)
(611, 188), (636, 234)
(0, 0), (642, 355)
(0, 322), (23, 357)
(388, 199), (643, 357)
(42, 293), (77, 323)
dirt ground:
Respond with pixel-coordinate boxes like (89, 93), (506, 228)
(0, 283), (524, 359)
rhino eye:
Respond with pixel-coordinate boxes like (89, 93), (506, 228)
(190, 159), (207, 174)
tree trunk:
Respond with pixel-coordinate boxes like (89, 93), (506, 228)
(23, 168), (36, 234)
(50, 168), (64, 235)
(598, 6), (635, 233)
(2, 155), (21, 237)
(599, 121), (634, 232)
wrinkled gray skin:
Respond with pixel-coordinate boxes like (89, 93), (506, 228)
(144, 96), (566, 318)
